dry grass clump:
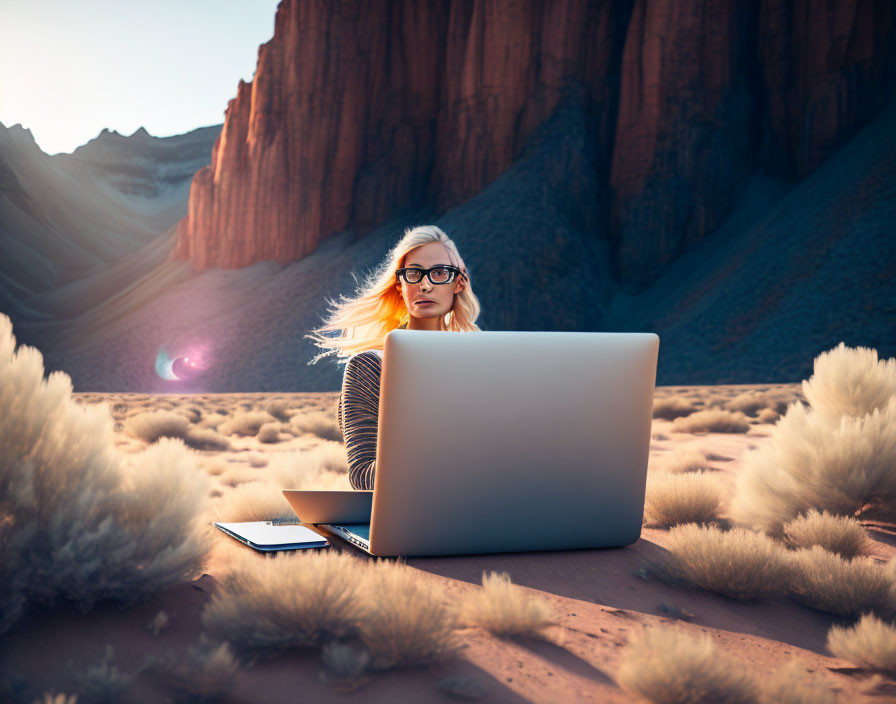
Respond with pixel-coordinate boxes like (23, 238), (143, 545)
(219, 410), (277, 437)
(671, 409), (751, 434)
(151, 636), (242, 702)
(125, 409), (189, 442)
(457, 572), (555, 638)
(649, 447), (711, 474)
(761, 660), (838, 704)
(0, 315), (210, 635)
(757, 407), (781, 423)
(726, 390), (795, 419)
(35, 694), (77, 704)
(359, 561), (458, 669)
(257, 422), (283, 443)
(123, 410), (230, 451)
(787, 546), (895, 618)
(75, 644), (133, 703)
(644, 471), (725, 528)
(198, 414), (226, 430)
(731, 397), (896, 533)
(802, 342), (896, 424)
(291, 409), (342, 442)
(201, 550), (366, 653)
(202, 551), (458, 671)
(616, 625), (755, 704)
(182, 426), (231, 452)
(662, 524), (792, 599)
(269, 445), (351, 491)
(652, 396), (697, 421)
(782, 509), (869, 558)
(827, 613), (896, 675)
(212, 481), (295, 523)
(266, 399), (294, 422)
(725, 392), (767, 417)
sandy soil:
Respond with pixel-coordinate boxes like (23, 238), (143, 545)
(2, 384), (895, 703)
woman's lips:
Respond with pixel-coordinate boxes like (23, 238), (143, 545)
(415, 299), (434, 305)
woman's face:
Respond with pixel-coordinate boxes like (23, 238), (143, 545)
(395, 242), (466, 330)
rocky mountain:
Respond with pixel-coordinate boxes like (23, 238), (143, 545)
(0, 122), (220, 324)
(24, 82), (896, 391)
(174, 0), (895, 296)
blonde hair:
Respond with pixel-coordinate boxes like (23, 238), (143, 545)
(306, 225), (481, 364)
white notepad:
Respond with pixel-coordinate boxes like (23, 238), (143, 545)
(214, 521), (329, 552)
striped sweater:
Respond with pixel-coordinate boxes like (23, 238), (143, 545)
(336, 349), (383, 490)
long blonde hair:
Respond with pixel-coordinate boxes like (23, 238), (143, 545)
(306, 225), (481, 364)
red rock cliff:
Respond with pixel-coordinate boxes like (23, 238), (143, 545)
(175, 0), (895, 290)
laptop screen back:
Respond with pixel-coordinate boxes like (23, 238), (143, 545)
(369, 330), (658, 556)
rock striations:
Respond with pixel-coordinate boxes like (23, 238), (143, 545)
(174, 0), (896, 292)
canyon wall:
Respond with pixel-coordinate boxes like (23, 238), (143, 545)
(174, 0), (895, 291)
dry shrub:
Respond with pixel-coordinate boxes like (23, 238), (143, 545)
(726, 392), (766, 417)
(147, 610), (169, 636)
(178, 406), (202, 423)
(35, 694), (77, 704)
(124, 411), (230, 452)
(219, 411), (277, 437)
(653, 397), (697, 421)
(359, 561), (458, 669)
(757, 407), (780, 423)
(761, 660), (838, 704)
(198, 414), (226, 430)
(202, 458), (229, 476)
(201, 549), (366, 654)
(662, 524), (791, 599)
(269, 445), (350, 490)
(616, 625), (755, 704)
(152, 636), (242, 702)
(787, 546), (895, 618)
(291, 409), (342, 442)
(245, 452), (268, 468)
(457, 571), (554, 638)
(0, 315), (210, 635)
(182, 426), (231, 452)
(782, 509), (869, 558)
(202, 551), (457, 670)
(212, 481), (295, 523)
(801, 343), (896, 424)
(75, 644), (133, 703)
(124, 410), (189, 443)
(731, 398), (896, 534)
(827, 613), (896, 675)
(257, 422), (282, 444)
(649, 447), (711, 474)
(266, 400), (293, 422)
(644, 471), (725, 528)
(671, 410), (751, 434)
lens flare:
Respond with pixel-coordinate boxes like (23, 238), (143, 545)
(154, 348), (178, 381)
(155, 346), (209, 381)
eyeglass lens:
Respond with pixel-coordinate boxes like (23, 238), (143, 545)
(402, 267), (455, 284)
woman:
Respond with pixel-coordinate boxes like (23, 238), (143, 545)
(306, 225), (482, 489)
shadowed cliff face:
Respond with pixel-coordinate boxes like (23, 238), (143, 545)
(174, 0), (895, 293)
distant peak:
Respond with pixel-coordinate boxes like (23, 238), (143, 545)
(131, 126), (151, 138)
(9, 123), (34, 136)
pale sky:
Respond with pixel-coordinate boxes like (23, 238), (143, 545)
(0, 0), (281, 155)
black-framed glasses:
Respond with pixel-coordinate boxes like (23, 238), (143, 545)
(396, 265), (467, 285)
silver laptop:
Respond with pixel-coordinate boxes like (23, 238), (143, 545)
(284, 329), (658, 557)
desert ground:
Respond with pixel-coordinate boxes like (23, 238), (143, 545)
(2, 383), (895, 704)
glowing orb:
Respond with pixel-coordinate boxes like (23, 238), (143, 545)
(155, 346), (209, 381)
(172, 356), (202, 380)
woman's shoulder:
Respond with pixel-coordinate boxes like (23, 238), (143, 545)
(344, 349), (383, 374)
(349, 349), (383, 362)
